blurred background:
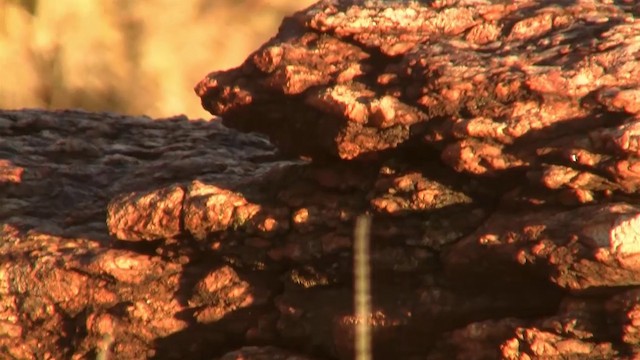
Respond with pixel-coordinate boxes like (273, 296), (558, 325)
(0, 0), (315, 119)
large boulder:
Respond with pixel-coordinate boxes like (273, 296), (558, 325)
(2, 0), (640, 359)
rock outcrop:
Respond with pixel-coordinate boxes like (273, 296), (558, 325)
(2, 0), (640, 359)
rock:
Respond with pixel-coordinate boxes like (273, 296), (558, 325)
(3, 0), (640, 360)
(196, 0), (640, 167)
(0, 109), (287, 359)
(192, 0), (640, 358)
(444, 202), (640, 291)
(107, 185), (185, 241)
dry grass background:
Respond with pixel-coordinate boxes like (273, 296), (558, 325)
(0, 0), (315, 118)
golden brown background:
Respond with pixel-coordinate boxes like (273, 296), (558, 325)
(0, 0), (315, 119)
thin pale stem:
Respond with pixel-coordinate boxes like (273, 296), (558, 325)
(354, 214), (372, 360)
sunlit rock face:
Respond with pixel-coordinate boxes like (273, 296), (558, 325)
(3, 1), (640, 359)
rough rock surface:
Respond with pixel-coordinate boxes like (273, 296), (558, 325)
(194, 0), (640, 358)
(0, 109), (296, 359)
(3, 0), (640, 359)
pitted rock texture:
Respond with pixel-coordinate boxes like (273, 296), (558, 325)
(0, 109), (296, 359)
(191, 0), (640, 359)
(2, 108), (497, 360)
(196, 0), (640, 188)
(4, 1), (640, 360)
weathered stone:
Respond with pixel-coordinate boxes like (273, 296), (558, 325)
(0, 109), (287, 359)
(444, 203), (640, 291)
(197, 0), (640, 169)
(5, 0), (640, 359)
(107, 184), (185, 241)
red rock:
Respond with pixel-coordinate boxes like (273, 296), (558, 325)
(183, 180), (249, 240)
(0, 159), (23, 183)
(107, 184), (185, 241)
(5, 0), (640, 359)
(445, 203), (640, 291)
